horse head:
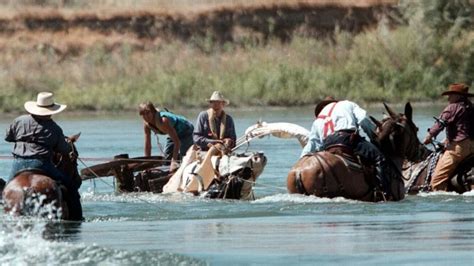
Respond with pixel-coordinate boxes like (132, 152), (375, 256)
(371, 102), (423, 164)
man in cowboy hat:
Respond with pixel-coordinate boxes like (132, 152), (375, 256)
(301, 97), (391, 197)
(423, 83), (474, 191)
(5, 92), (83, 220)
(193, 91), (236, 151)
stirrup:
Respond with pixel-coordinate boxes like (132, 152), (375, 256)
(373, 188), (387, 202)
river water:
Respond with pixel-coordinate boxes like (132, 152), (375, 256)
(1, 105), (473, 265)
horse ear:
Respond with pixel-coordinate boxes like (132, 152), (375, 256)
(383, 102), (397, 119)
(404, 102), (413, 121)
(369, 116), (382, 128)
(69, 132), (81, 143)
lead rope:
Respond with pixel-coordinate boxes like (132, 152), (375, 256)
(154, 133), (166, 156)
(235, 177), (288, 192)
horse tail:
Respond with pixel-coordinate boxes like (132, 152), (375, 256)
(287, 155), (320, 195)
(294, 170), (309, 195)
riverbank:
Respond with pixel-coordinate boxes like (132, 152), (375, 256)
(0, 0), (472, 112)
(0, 101), (445, 119)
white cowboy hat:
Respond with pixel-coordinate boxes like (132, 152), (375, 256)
(208, 91), (230, 105)
(24, 92), (67, 116)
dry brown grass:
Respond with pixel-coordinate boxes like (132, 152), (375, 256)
(0, 0), (399, 14)
(0, 0), (399, 57)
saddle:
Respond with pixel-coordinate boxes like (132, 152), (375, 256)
(14, 168), (49, 177)
(325, 144), (362, 170)
(324, 144), (376, 183)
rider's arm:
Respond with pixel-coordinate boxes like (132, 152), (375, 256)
(349, 102), (378, 141)
(300, 120), (322, 157)
(144, 123), (152, 157)
(225, 115), (237, 146)
(428, 104), (456, 138)
(51, 121), (70, 155)
(5, 120), (16, 143)
(350, 102), (368, 127)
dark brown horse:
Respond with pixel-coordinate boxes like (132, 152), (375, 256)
(287, 102), (423, 202)
(2, 134), (81, 220)
(403, 141), (474, 194)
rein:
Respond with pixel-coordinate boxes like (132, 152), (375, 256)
(54, 139), (78, 168)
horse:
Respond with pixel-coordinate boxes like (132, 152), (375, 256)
(287, 102), (423, 202)
(2, 133), (81, 220)
(403, 140), (474, 194)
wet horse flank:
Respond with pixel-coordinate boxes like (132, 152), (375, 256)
(2, 134), (81, 220)
(287, 103), (422, 202)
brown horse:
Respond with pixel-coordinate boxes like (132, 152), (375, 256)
(287, 102), (423, 202)
(403, 141), (474, 194)
(2, 134), (81, 220)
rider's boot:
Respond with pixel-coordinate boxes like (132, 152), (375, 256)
(375, 160), (391, 199)
(65, 189), (84, 221)
(0, 178), (5, 200)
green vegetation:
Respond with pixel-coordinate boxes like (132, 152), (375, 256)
(0, 0), (472, 112)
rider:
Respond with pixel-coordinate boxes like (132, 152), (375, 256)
(423, 83), (474, 191)
(301, 97), (391, 197)
(5, 92), (83, 221)
(139, 101), (194, 172)
(193, 91), (237, 151)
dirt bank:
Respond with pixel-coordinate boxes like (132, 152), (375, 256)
(0, 1), (401, 55)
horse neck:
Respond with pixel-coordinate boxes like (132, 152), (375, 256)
(54, 153), (79, 182)
(419, 145), (433, 161)
(387, 155), (404, 174)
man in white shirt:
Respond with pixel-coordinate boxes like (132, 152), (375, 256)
(301, 98), (390, 197)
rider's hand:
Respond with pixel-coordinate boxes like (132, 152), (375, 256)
(170, 159), (179, 172)
(423, 133), (432, 145)
(222, 138), (235, 148)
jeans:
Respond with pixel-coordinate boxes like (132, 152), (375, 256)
(164, 127), (194, 160)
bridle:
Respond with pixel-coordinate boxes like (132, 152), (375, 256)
(379, 114), (423, 163)
(54, 139), (78, 171)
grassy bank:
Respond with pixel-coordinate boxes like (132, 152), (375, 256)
(0, 1), (472, 112)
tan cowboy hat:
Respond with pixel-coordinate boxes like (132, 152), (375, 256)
(441, 83), (473, 97)
(24, 92), (67, 116)
(208, 91), (230, 105)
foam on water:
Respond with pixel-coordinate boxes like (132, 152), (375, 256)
(0, 217), (206, 265)
(253, 193), (356, 204)
(81, 190), (196, 203)
(418, 191), (462, 197)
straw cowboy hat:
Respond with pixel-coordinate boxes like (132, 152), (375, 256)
(441, 83), (473, 97)
(24, 92), (67, 116)
(208, 91), (230, 105)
